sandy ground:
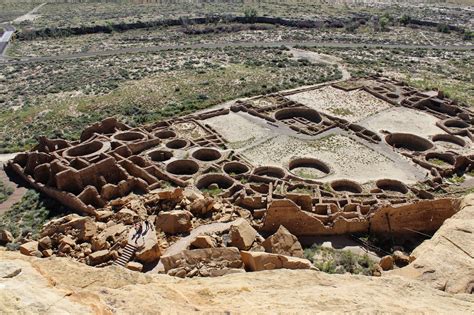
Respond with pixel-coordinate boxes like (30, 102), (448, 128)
(286, 86), (391, 122)
(358, 107), (444, 139)
(241, 134), (424, 184)
(204, 112), (273, 149)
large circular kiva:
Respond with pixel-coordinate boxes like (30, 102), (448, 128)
(155, 129), (177, 139)
(111, 131), (146, 142)
(166, 159), (199, 176)
(274, 107), (322, 124)
(289, 157), (330, 179)
(253, 166), (286, 179)
(223, 161), (250, 176)
(195, 174), (235, 190)
(147, 149), (173, 162)
(192, 148), (222, 162)
(376, 179), (408, 194)
(62, 140), (111, 159)
(330, 179), (363, 194)
(385, 133), (434, 152)
(166, 139), (189, 149)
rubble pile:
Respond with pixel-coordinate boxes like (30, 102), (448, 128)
(7, 187), (316, 276)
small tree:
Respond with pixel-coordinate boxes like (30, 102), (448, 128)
(437, 23), (450, 33)
(400, 14), (411, 26)
(244, 7), (257, 21)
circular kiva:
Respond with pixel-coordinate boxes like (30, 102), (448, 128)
(432, 134), (466, 147)
(62, 140), (111, 159)
(330, 179), (363, 194)
(443, 119), (470, 130)
(165, 139), (189, 149)
(253, 166), (286, 179)
(289, 157), (330, 179)
(195, 174), (235, 190)
(166, 159), (199, 176)
(386, 92), (399, 99)
(155, 129), (177, 139)
(111, 131), (147, 142)
(425, 152), (456, 166)
(192, 148), (222, 162)
(147, 149), (173, 162)
(385, 133), (434, 152)
(223, 161), (250, 176)
(274, 107), (322, 124)
(375, 179), (408, 194)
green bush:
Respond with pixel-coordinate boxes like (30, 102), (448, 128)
(0, 190), (71, 240)
(304, 244), (376, 276)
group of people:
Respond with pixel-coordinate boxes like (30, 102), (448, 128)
(131, 220), (152, 245)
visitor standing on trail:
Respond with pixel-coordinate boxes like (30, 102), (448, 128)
(142, 220), (151, 236)
(131, 222), (143, 245)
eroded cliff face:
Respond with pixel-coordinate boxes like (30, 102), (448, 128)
(2, 194), (473, 314)
(390, 194), (474, 294)
(0, 251), (472, 314)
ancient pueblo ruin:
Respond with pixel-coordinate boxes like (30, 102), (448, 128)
(6, 76), (474, 276)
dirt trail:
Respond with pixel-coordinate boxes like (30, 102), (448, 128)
(13, 3), (46, 23)
(290, 48), (351, 81)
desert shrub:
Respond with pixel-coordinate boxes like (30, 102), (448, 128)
(304, 244), (376, 276)
(0, 190), (71, 240)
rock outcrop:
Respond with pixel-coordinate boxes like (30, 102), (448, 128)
(155, 210), (193, 234)
(160, 247), (244, 277)
(228, 219), (257, 250)
(262, 225), (304, 258)
(1, 250), (473, 314)
(389, 194), (474, 294)
(241, 251), (313, 271)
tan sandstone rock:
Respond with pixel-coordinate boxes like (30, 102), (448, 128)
(19, 241), (40, 257)
(379, 255), (394, 271)
(88, 250), (111, 266)
(228, 219), (257, 250)
(1, 250), (473, 314)
(191, 235), (216, 249)
(161, 247), (244, 277)
(126, 261), (143, 272)
(0, 229), (14, 244)
(262, 225), (304, 258)
(189, 197), (215, 216)
(135, 232), (166, 264)
(389, 193), (474, 294)
(240, 251), (313, 271)
(156, 210), (193, 234)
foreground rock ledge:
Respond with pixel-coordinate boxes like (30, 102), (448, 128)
(0, 250), (472, 314)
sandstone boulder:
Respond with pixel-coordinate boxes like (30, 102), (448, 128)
(262, 225), (304, 258)
(191, 235), (216, 249)
(114, 208), (138, 225)
(135, 232), (167, 264)
(156, 210), (193, 234)
(379, 255), (394, 271)
(19, 241), (39, 257)
(228, 219), (257, 250)
(126, 261), (143, 272)
(0, 229), (14, 245)
(38, 236), (52, 250)
(392, 250), (410, 267)
(161, 247), (243, 278)
(88, 250), (111, 266)
(189, 197), (215, 216)
(42, 249), (53, 258)
(240, 251), (313, 271)
(92, 223), (127, 251)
